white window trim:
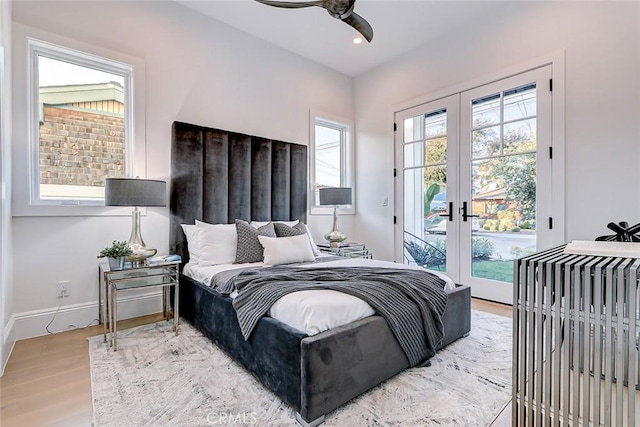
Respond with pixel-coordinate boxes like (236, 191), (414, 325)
(28, 38), (133, 207)
(12, 24), (146, 217)
(309, 110), (355, 215)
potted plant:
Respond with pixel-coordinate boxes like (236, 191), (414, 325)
(98, 240), (133, 270)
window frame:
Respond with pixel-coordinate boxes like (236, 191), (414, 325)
(27, 38), (135, 207)
(309, 110), (355, 215)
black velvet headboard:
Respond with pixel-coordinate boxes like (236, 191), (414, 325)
(169, 121), (307, 264)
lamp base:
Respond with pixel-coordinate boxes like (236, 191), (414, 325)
(126, 207), (157, 264)
(324, 231), (347, 248)
(126, 245), (157, 264)
(324, 205), (347, 248)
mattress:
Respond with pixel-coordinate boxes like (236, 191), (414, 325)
(182, 256), (454, 336)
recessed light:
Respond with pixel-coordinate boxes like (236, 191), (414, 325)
(353, 37), (363, 45)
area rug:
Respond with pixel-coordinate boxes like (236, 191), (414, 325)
(89, 310), (512, 426)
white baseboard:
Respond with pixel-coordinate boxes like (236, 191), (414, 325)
(11, 291), (163, 341)
(1, 315), (16, 376)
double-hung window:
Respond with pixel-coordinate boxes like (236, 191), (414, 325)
(309, 111), (354, 214)
(28, 38), (134, 206)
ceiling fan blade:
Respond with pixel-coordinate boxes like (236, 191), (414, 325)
(254, 0), (325, 9)
(342, 12), (373, 42)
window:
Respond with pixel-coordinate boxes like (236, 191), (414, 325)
(28, 38), (134, 206)
(309, 111), (354, 214)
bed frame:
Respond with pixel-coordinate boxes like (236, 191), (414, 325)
(169, 121), (471, 426)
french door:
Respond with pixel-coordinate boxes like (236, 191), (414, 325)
(395, 66), (554, 304)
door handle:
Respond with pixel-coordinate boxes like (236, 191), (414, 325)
(461, 201), (479, 222)
(439, 201), (453, 222)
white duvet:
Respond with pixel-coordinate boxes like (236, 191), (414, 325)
(183, 256), (454, 336)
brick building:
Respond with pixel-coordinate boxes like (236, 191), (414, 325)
(38, 82), (126, 196)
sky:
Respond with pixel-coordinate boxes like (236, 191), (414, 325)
(39, 56), (124, 87)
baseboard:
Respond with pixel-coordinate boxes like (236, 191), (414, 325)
(1, 314), (16, 376)
(12, 291), (163, 341)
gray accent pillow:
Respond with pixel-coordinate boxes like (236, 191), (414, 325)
(273, 222), (307, 237)
(234, 220), (276, 264)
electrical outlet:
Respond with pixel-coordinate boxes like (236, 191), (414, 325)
(56, 281), (70, 298)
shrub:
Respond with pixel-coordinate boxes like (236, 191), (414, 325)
(499, 224), (507, 232)
(520, 221), (530, 229)
(511, 226), (521, 232)
(472, 237), (495, 260)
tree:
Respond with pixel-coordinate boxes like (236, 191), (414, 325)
(423, 137), (446, 186)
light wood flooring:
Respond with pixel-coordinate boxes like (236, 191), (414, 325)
(0, 300), (512, 427)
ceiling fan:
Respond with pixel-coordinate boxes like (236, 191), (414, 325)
(254, 0), (374, 43)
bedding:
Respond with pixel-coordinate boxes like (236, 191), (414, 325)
(184, 258), (455, 363)
(182, 257), (455, 346)
(230, 266), (448, 366)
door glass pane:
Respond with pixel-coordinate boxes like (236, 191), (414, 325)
(425, 110), (447, 138)
(403, 109), (448, 272)
(472, 125), (501, 158)
(503, 84), (536, 122)
(470, 85), (537, 283)
(504, 119), (536, 154)
(403, 116), (421, 143)
(404, 142), (422, 168)
(403, 168), (447, 271)
(472, 93), (500, 126)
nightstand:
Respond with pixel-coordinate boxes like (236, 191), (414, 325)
(316, 242), (373, 259)
(98, 256), (181, 351)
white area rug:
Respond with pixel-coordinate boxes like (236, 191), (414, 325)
(89, 310), (511, 426)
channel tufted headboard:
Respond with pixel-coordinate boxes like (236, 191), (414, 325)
(169, 121), (307, 265)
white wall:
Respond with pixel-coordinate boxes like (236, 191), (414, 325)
(1, 0), (14, 375)
(10, 0), (353, 339)
(352, 1), (640, 261)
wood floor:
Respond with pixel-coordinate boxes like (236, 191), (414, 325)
(0, 300), (512, 427)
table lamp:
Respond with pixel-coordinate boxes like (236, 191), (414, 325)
(319, 187), (352, 247)
(105, 178), (167, 263)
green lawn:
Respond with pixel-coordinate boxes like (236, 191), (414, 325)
(472, 259), (514, 283)
(423, 259), (514, 283)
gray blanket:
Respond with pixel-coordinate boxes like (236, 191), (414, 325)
(226, 266), (448, 366)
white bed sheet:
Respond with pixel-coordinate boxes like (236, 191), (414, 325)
(182, 257), (454, 336)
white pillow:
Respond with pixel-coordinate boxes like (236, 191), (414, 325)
(258, 234), (315, 266)
(181, 224), (200, 265)
(251, 220), (320, 257)
(300, 223), (321, 257)
(195, 220), (237, 266)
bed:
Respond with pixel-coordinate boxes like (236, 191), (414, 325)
(169, 121), (471, 426)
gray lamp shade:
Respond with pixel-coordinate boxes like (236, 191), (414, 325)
(105, 178), (167, 207)
(319, 187), (352, 206)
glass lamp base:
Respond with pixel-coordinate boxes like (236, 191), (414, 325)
(126, 207), (157, 264)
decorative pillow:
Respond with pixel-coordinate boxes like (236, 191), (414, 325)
(181, 224), (200, 265)
(273, 222), (321, 256)
(258, 234), (316, 266)
(195, 220), (237, 266)
(273, 221), (306, 237)
(251, 220), (298, 228)
(234, 219), (276, 264)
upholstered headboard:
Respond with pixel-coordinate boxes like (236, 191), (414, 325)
(169, 121), (307, 264)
